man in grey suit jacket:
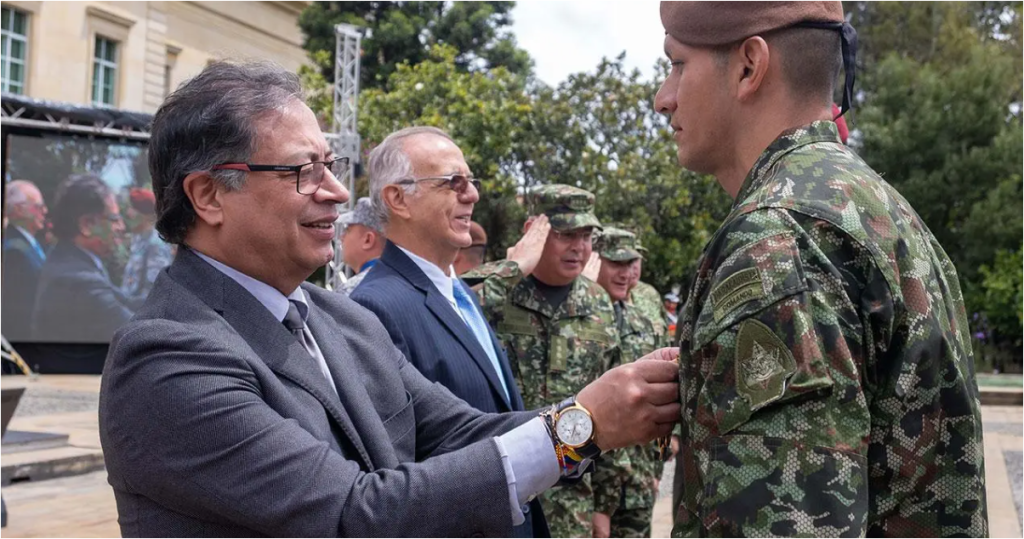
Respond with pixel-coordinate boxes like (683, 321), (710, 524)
(98, 61), (680, 537)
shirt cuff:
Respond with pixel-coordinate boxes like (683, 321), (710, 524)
(493, 417), (561, 525)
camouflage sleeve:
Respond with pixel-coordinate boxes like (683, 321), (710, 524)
(686, 214), (876, 537)
(464, 260), (524, 325)
(592, 449), (629, 515)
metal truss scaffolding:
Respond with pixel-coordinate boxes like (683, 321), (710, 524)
(325, 23), (362, 292)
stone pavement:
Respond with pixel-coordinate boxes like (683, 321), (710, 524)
(0, 375), (1020, 537)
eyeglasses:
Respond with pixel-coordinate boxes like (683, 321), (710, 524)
(550, 228), (594, 244)
(211, 156), (350, 195)
(395, 173), (481, 195)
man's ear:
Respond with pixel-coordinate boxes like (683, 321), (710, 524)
(735, 36), (770, 102)
(361, 229), (377, 250)
(182, 172), (225, 227)
(78, 215), (96, 237)
(382, 184), (412, 221)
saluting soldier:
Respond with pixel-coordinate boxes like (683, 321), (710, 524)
(464, 184), (620, 538)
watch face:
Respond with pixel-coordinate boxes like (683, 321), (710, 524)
(555, 408), (593, 447)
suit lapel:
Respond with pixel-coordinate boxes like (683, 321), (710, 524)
(306, 301), (398, 470)
(382, 242), (512, 410)
(168, 250), (374, 470)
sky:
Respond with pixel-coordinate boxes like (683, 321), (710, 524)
(511, 1), (667, 87)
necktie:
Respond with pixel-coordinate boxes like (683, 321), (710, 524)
(283, 300), (338, 396)
(452, 283), (510, 402)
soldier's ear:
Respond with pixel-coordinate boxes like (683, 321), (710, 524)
(735, 36), (770, 102)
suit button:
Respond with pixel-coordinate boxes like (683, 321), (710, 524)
(522, 503), (530, 514)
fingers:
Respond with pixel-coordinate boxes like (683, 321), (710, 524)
(650, 402), (681, 425)
(640, 346), (680, 362)
(630, 358), (679, 383)
(643, 381), (679, 406)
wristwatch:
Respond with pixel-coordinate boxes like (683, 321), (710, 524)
(547, 396), (603, 461)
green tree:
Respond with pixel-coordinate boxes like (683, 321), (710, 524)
(298, 1), (531, 90)
(979, 248), (1023, 340)
(358, 44), (533, 256)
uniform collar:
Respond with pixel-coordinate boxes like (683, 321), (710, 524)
(733, 121), (842, 206)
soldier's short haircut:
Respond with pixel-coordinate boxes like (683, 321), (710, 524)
(768, 27), (842, 107)
(367, 126), (454, 225)
(712, 27), (842, 107)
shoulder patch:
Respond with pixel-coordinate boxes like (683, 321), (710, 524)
(710, 267), (764, 322)
(734, 319), (796, 411)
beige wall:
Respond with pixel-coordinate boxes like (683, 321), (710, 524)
(1, 1), (309, 113)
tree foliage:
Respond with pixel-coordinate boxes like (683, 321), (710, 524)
(298, 1), (531, 90)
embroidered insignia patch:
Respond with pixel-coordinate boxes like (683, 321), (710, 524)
(735, 319), (796, 411)
(710, 267), (765, 322)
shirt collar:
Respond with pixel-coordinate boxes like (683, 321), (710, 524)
(74, 244), (106, 273)
(359, 258), (379, 273)
(733, 120), (842, 206)
(396, 245), (458, 305)
(15, 226), (41, 250)
(191, 249), (307, 322)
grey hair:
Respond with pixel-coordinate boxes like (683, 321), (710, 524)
(4, 179), (37, 206)
(367, 126), (454, 225)
(149, 60), (304, 244)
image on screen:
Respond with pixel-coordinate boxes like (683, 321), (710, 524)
(3, 132), (173, 344)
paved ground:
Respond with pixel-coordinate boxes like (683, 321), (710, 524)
(1, 376), (1021, 538)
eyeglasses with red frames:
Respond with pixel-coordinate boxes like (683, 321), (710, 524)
(211, 156), (350, 195)
(395, 173), (482, 195)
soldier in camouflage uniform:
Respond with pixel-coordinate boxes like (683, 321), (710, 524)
(656, 2), (987, 536)
(464, 185), (620, 538)
(591, 228), (666, 538)
(628, 253), (672, 341)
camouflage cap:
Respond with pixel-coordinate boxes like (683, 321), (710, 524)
(595, 227), (643, 262)
(338, 197), (384, 234)
(660, 2), (844, 47)
(530, 184), (603, 232)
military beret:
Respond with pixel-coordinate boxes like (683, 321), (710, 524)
(530, 184), (602, 232)
(595, 227), (643, 262)
(660, 1), (844, 46)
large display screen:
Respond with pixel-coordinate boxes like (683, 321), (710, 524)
(3, 132), (173, 344)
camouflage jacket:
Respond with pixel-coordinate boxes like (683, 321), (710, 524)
(630, 281), (670, 339)
(594, 300), (666, 514)
(466, 260), (620, 410)
(466, 259), (621, 521)
(672, 122), (987, 537)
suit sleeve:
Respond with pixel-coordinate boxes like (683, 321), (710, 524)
(102, 319), (535, 538)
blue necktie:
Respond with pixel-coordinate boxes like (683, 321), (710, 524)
(452, 283), (510, 403)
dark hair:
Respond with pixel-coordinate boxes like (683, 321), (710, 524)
(50, 174), (112, 241)
(769, 26), (842, 106)
(149, 60), (304, 244)
(712, 26), (842, 106)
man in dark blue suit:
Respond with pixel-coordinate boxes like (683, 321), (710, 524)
(30, 174), (135, 371)
(351, 126), (548, 537)
(3, 180), (49, 342)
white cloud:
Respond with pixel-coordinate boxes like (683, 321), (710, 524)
(511, 0), (666, 87)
